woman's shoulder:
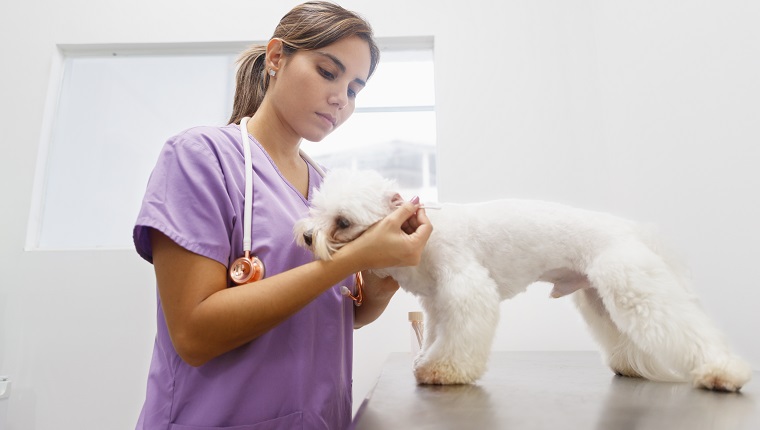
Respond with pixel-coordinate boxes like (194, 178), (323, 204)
(168, 123), (239, 147)
(163, 123), (242, 160)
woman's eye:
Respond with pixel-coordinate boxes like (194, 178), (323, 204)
(318, 67), (335, 80)
(347, 88), (357, 99)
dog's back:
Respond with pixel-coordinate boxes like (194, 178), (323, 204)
(414, 199), (641, 298)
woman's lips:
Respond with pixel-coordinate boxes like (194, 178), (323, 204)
(317, 113), (337, 128)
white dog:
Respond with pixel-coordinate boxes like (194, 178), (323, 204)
(294, 169), (752, 392)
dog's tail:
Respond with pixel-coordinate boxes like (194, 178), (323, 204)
(584, 231), (735, 383)
(633, 223), (694, 292)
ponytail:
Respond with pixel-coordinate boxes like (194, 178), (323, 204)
(228, 45), (269, 125)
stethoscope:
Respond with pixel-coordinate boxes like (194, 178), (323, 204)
(228, 117), (364, 304)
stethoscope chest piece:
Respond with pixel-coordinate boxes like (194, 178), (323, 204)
(230, 251), (266, 285)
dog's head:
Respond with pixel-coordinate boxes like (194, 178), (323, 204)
(294, 168), (403, 260)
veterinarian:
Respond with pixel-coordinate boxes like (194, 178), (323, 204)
(131, 2), (432, 429)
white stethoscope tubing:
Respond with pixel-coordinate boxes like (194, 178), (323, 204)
(239, 117), (325, 255)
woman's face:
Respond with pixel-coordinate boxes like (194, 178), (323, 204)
(270, 36), (372, 143)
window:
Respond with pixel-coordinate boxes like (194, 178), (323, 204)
(28, 38), (435, 250)
(301, 47), (436, 201)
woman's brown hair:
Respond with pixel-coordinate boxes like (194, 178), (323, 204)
(228, 1), (380, 125)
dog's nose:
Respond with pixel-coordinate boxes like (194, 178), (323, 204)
(303, 231), (313, 247)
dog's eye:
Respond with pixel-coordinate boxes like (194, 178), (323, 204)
(336, 216), (351, 229)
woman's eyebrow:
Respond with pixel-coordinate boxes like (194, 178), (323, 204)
(316, 51), (367, 87)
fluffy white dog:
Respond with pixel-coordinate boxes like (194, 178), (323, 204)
(294, 169), (752, 392)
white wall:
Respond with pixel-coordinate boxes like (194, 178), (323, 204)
(1, 1), (758, 428)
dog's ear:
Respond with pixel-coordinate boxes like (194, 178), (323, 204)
(389, 192), (404, 209)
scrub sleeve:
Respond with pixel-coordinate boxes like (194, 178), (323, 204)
(133, 125), (355, 430)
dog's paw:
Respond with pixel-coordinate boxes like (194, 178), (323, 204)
(611, 366), (643, 379)
(608, 358), (643, 378)
(413, 359), (480, 385)
(692, 357), (753, 392)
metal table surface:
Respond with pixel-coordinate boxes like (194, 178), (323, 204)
(353, 351), (760, 430)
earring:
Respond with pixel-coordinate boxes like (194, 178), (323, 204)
(268, 69), (276, 77)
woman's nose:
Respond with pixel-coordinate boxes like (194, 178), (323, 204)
(328, 89), (348, 110)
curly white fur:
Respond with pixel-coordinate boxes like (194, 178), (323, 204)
(294, 168), (752, 391)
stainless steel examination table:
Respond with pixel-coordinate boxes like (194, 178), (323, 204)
(353, 352), (760, 430)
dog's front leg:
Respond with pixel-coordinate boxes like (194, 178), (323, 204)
(413, 263), (501, 385)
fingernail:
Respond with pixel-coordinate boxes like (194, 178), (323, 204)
(410, 196), (420, 204)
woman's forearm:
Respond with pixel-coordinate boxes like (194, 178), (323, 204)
(152, 229), (362, 366)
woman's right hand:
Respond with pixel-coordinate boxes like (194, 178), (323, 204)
(338, 201), (433, 270)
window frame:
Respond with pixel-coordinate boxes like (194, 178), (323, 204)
(26, 37), (435, 251)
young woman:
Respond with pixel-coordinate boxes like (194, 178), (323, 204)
(132, 2), (432, 429)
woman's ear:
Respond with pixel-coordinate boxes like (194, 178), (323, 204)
(265, 38), (285, 75)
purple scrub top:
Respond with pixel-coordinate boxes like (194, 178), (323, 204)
(133, 124), (355, 429)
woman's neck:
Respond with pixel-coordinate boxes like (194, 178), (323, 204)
(246, 108), (309, 197)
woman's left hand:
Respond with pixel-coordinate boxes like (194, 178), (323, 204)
(353, 271), (400, 328)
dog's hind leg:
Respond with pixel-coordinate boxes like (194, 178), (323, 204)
(586, 242), (752, 391)
(547, 271), (647, 377)
(413, 263), (501, 385)
(574, 287), (648, 378)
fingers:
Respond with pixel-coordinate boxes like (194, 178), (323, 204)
(401, 214), (417, 234)
(392, 196), (433, 237)
(410, 207), (433, 242)
(386, 201), (421, 228)
(349, 198), (433, 269)
(401, 223), (417, 235)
